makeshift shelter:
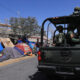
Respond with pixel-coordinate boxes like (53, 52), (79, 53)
(15, 43), (32, 56)
(24, 39), (36, 49)
(17, 39), (23, 43)
(0, 38), (14, 47)
(0, 55), (10, 62)
(2, 47), (23, 59)
(14, 47), (24, 55)
(0, 42), (4, 52)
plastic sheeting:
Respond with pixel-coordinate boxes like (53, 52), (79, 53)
(25, 39), (36, 49)
(15, 43), (32, 56)
(2, 47), (23, 59)
(14, 47), (24, 55)
(0, 42), (4, 52)
(0, 55), (10, 62)
(17, 39), (23, 43)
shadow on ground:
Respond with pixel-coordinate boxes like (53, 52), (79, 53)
(28, 71), (67, 80)
(29, 71), (80, 80)
(29, 71), (50, 80)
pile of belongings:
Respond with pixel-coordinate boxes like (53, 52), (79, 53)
(0, 38), (33, 62)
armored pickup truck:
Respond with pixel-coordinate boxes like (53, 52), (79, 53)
(38, 7), (80, 76)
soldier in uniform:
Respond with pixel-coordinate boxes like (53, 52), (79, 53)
(73, 7), (80, 15)
(54, 25), (64, 46)
(68, 24), (80, 44)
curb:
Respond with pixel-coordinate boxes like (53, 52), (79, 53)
(0, 55), (35, 67)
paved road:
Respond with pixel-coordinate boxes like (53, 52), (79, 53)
(0, 56), (78, 80)
(0, 56), (50, 80)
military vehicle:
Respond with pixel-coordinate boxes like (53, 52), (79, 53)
(37, 7), (80, 76)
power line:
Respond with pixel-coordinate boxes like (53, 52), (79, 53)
(0, 2), (17, 15)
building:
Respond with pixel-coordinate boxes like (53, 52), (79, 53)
(0, 23), (11, 27)
(28, 35), (48, 42)
(0, 23), (12, 37)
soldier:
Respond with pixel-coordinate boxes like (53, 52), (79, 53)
(68, 25), (80, 44)
(54, 25), (64, 46)
(73, 7), (80, 15)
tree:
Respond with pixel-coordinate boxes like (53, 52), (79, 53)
(9, 17), (20, 35)
(9, 17), (41, 36)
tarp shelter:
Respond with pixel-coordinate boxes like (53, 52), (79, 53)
(0, 42), (4, 52)
(28, 42), (36, 49)
(14, 47), (24, 55)
(0, 55), (10, 62)
(31, 42), (36, 48)
(17, 39), (23, 43)
(15, 43), (32, 56)
(25, 39), (36, 49)
(2, 47), (23, 59)
(0, 38), (14, 47)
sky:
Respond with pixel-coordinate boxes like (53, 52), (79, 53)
(0, 0), (80, 26)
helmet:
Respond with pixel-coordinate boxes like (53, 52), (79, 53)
(74, 7), (80, 11)
(56, 25), (63, 31)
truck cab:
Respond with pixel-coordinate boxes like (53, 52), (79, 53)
(38, 7), (80, 76)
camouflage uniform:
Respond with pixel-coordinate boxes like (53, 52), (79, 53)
(68, 31), (80, 42)
(54, 33), (64, 44)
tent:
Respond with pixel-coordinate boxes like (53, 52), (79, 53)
(17, 39), (23, 43)
(2, 47), (23, 59)
(25, 39), (36, 49)
(15, 43), (32, 56)
(14, 47), (24, 55)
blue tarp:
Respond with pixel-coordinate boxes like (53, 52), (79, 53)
(25, 39), (36, 49)
(17, 38), (36, 49)
(17, 40), (23, 43)
(0, 55), (10, 62)
(14, 47), (24, 55)
(0, 42), (4, 52)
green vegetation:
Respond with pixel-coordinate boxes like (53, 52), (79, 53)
(9, 17), (41, 36)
